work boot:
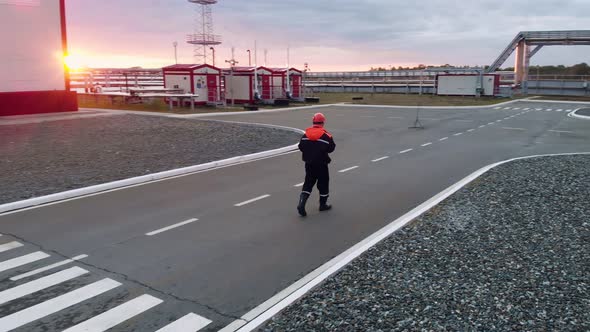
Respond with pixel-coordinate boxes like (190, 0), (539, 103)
(297, 192), (310, 217)
(319, 195), (332, 211)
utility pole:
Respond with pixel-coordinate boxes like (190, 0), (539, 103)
(173, 41), (178, 64)
(209, 47), (216, 66)
(225, 47), (239, 106)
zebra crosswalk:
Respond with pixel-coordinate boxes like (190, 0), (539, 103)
(494, 106), (575, 113)
(0, 235), (214, 332)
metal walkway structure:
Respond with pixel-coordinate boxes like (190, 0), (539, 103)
(486, 30), (590, 90)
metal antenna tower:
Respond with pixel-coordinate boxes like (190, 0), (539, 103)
(187, 0), (222, 64)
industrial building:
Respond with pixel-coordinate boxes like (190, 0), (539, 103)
(162, 64), (223, 105)
(0, 0), (77, 116)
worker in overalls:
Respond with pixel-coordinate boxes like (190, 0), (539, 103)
(297, 113), (336, 217)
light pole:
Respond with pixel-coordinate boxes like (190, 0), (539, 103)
(247, 49), (252, 67)
(209, 47), (216, 67)
(173, 41), (178, 65)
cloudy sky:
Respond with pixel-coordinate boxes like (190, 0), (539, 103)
(66, 0), (590, 71)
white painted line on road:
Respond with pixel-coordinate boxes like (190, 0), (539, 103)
(421, 142), (433, 147)
(467, 129), (475, 132)
(496, 120), (502, 122)
(0, 267), (88, 305)
(338, 166), (359, 173)
(488, 122), (495, 125)
(0, 278), (121, 332)
(10, 255), (88, 281)
(536, 108), (543, 111)
(399, 149), (413, 154)
(548, 130), (574, 134)
(502, 127), (527, 131)
(63, 294), (163, 332)
(523, 108), (530, 110)
(146, 219), (198, 236)
(513, 108), (521, 110)
(566, 109), (572, 112)
(546, 109), (552, 111)
(453, 132), (463, 136)
(388, 116), (404, 119)
(503, 107), (511, 110)
(439, 137), (449, 141)
(556, 109), (563, 112)
(227, 151), (590, 332)
(420, 118), (440, 121)
(479, 125), (486, 128)
(0, 252), (50, 273)
(504, 117), (510, 120)
(235, 195), (271, 207)
(0, 241), (23, 253)
(155, 313), (213, 332)
(371, 156), (389, 162)
(293, 182), (304, 187)
(494, 107), (501, 109)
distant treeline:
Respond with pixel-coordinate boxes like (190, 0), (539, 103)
(369, 63), (590, 76)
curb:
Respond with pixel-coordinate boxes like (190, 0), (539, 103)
(568, 108), (590, 120)
(524, 99), (590, 105)
(0, 124), (304, 215)
(336, 98), (522, 109)
(221, 152), (590, 332)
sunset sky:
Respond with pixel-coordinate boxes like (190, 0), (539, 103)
(65, 0), (590, 71)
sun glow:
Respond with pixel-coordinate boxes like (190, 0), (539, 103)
(63, 54), (86, 71)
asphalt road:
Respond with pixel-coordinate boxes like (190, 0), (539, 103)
(0, 101), (588, 331)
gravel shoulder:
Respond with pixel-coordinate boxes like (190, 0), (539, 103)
(0, 114), (301, 204)
(263, 155), (590, 332)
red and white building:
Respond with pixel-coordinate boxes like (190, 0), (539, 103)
(162, 64), (223, 105)
(223, 66), (276, 104)
(270, 68), (303, 99)
(0, 0), (78, 116)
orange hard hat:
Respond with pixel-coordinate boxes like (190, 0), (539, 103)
(312, 113), (326, 124)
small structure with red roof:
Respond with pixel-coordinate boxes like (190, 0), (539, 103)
(162, 64), (223, 105)
(270, 67), (304, 100)
(223, 66), (277, 104)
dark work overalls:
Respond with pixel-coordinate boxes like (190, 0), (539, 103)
(297, 125), (336, 217)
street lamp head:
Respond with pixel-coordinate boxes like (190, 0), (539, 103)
(173, 41), (178, 47)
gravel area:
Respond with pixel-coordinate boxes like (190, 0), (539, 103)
(0, 114), (301, 204)
(263, 155), (590, 331)
(576, 108), (590, 116)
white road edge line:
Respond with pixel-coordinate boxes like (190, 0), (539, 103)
(399, 149), (413, 154)
(501, 127), (527, 131)
(146, 219), (198, 236)
(0, 241), (23, 253)
(222, 152), (590, 332)
(439, 137), (449, 141)
(155, 313), (213, 332)
(338, 166), (359, 173)
(62, 294), (163, 332)
(235, 195), (271, 207)
(10, 255), (88, 281)
(548, 130), (574, 133)
(371, 156), (389, 162)
(421, 142), (433, 147)
(293, 183), (304, 188)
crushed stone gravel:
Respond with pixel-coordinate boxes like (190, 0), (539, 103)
(263, 154), (590, 332)
(0, 114), (300, 204)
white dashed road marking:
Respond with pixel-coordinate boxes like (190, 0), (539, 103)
(371, 156), (389, 162)
(338, 166), (359, 173)
(421, 142), (433, 147)
(502, 127), (527, 131)
(399, 149), (413, 154)
(548, 130), (574, 134)
(146, 219), (198, 236)
(453, 133), (463, 136)
(235, 195), (271, 207)
(155, 313), (213, 332)
(439, 137), (449, 141)
(0, 241), (23, 253)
